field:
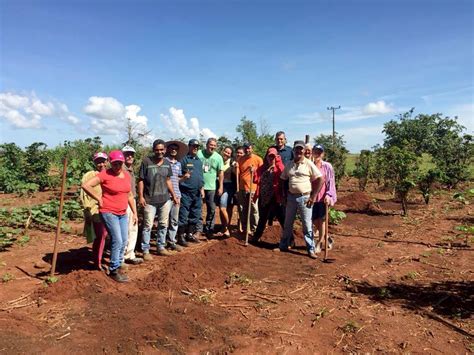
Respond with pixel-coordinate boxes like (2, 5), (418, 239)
(0, 178), (473, 354)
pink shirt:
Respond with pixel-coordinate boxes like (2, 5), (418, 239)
(98, 169), (131, 215)
(315, 161), (337, 205)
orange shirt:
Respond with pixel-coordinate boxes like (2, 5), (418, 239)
(238, 154), (263, 192)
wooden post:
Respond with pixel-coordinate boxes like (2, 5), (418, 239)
(245, 167), (254, 246)
(324, 201), (329, 261)
(305, 135), (310, 144)
(50, 158), (68, 277)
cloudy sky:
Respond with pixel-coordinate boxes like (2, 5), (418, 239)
(1, 0), (473, 152)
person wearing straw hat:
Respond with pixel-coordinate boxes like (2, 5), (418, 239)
(311, 143), (337, 253)
(164, 140), (187, 251)
(80, 152), (109, 271)
(82, 150), (138, 282)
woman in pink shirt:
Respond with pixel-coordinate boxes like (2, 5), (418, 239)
(82, 150), (138, 283)
(311, 144), (337, 253)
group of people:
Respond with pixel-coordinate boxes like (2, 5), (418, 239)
(80, 131), (337, 283)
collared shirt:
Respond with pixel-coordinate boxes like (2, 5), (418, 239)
(138, 156), (172, 205)
(124, 164), (137, 198)
(197, 149), (224, 190)
(273, 144), (294, 166)
(315, 160), (337, 205)
(238, 153), (263, 192)
(165, 157), (182, 199)
(179, 154), (204, 191)
(280, 157), (322, 194)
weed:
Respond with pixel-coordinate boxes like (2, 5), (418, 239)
(329, 209), (346, 225)
(376, 241), (385, 248)
(45, 276), (59, 284)
(2, 272), (14, 283)
(378, 287), (392, 299)
(226, 272), (252, 286)
(404, 271), (420, 280)
(312, 308), (328, 323)
(455, 225), (474, 234)
(340, 320), (361, 333)
(437, 248), (446, 255)
(16, 235), (30, 247)
(196, 289), (215, 304)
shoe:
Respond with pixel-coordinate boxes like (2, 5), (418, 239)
(193, 231), (203, 241)
(186, 234), (201, 243)
(177, 237), (189, 247)
(120, 262), (129, 270)
(273, 247), (289, 252)
(125, 257), (144, 265)
(315, 242), (322, 254)
(328, 236), (334, 250)
(143, 252), (153, 261)
(168, 243), (184, 252)
(308, 252), (318, 259)
(157, 249), (173, 256)
(249, 236), (260, 245)
(109, 270), (129, 283)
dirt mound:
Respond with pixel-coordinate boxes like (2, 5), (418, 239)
(140, 238), (260, 292)
(338, 191), (385, 214)
(35, 270), (115, 301)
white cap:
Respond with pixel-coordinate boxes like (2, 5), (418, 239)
(122, 145), (136, 153)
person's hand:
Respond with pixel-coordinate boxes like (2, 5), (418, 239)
(324, 195), (331, 205)
(306, 197), (315, 208)
(139, 196), (147, 208)
(183, 171), (191, 179)
(252, 193), (258, 203)
(98, 197), (103, 208)
(173, 196), (180, 205)
(217, 187), (223, 196)
(200, 189), (205, 199)
(132, 212), (138, 225)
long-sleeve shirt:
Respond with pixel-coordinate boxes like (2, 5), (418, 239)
(316, 161), (337, 206)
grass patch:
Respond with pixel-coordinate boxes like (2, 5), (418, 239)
(226, 272), (253, 286)
(2, 272), (14, 283)
(403, 271), (420, 280)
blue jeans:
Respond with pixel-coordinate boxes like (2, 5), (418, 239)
(101, 212), (129, 272)
(198, 190), (216, 234)
(280, 193), (315, 252)
(141, 200), (172, 252)
(167, 201), (180, 244)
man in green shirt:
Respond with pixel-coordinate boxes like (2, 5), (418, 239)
(197, 137), (224, 238)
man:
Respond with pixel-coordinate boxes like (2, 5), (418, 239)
(177, 139), (204, 246)
(273, 131), (294, 166)
(138, 139), (179, 259)
(121, 145), (144, 265)
(237, 142), (263, 235)
(165, 140), (187, 251)
(279, 140), (324, 259)
(197, 138), (224, 238)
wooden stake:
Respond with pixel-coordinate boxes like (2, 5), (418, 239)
(50, 157), (67, 277)
(245, 167), (254, 246)
(324, 201), (329, 261)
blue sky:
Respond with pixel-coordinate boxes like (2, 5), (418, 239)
(1, 0), (473, 152)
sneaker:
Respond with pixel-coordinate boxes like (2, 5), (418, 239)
(125, 257), (144, 265)
(109, 270), (129, 283)
(328, 236), (334, 250)
(186, 234), (201, 243)
(168, 243), (184, 252)
(143, 252), (153, 261)
(157, 249), (173, 256)
(308, 251), (318, 259)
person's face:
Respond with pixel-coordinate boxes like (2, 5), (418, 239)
(124, 152), (134, 167)
(206, 140), (217, 153)
(267, 154), (276, 164)
(275, 134), (285, 148)
(304, 148), (312, 159)
(236, 149), (244, 158)
(294, 146), (304, 160)
(222, 147), (232, 160)
(167, 144), (179, 158)
(153, 144), (166, 159)
(94, 158), (107, 172)
(244, 146), (253, 155)
(188, 144), (199, 156)
(111, 160), (123, 173)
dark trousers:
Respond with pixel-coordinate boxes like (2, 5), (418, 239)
(253, 196), (285, 241)
(178, 189), (202, 227)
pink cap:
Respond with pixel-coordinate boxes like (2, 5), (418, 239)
(93, 152), (108, 161)
(109, 150), (125, 163)
(267, 147), (278, 156)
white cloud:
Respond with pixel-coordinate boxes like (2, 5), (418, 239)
(0, 91), (81, 129)
(160, 107), (216, 140)
(446, 103), (474, 133)
(362, 100), (394, 115)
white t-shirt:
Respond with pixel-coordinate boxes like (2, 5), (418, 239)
(280, 158), (322, 194)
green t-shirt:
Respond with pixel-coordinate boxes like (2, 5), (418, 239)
(197, 149), (224, 190)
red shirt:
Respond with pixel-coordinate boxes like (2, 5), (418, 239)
(98, 169), (131, 215)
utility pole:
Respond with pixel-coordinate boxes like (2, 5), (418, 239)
(327, 105), (341, 147)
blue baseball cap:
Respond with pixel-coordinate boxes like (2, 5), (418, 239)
(313, 144), (324, 152)
(188, 138), (200, 146)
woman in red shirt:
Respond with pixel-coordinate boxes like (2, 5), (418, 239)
(82, 150), (138, 283)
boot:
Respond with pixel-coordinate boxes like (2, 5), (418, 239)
(109, 269), (129, 283)
(186, 224), (200, 243)
(177, 226), (189, 247)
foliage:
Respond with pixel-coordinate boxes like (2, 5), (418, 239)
(353, 150), (372, 191)
(314, 132), (349, 185)
(453, 188), (474, 205)
(0, 227), (23, 251)
(2, 273), (14, 283)
(235, 116), (274, 158)
(417, 169), (440, 204)
(328, 208), (346, 225)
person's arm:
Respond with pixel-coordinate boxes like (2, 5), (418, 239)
(308, 176), (324, 207)
(325, 163), (337, 206)
(128, 192), (138, 225)
(217, 170), (224, 196)
(81, 176), (103, 207)
(166, 177), (179, 205)
(138, 180), (146, 207)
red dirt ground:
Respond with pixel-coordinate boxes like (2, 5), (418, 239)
(0, 178), (473, 354)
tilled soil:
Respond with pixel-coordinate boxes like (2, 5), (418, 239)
(0, 179), (473, 354)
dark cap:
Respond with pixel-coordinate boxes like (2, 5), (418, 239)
(313, 143), (324, 152)
(243, 142), (253, 148)
(188, 138), (200, 146)
(293, 140), (305, 149)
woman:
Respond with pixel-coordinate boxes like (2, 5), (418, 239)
(311, 144), (337, 253)
(250, 147), (285, 244)
(80, 152), (108, 271)
(82, 150), (138, 283)
(217, 146), (237, 237)
(304, 143), (312, 159)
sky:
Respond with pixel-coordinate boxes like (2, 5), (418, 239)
(1, 0), (473, 152)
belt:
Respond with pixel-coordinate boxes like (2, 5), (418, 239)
(289, 191), (311, 197)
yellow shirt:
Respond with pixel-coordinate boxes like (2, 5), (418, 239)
(80, 171), (102, 215)
(280, 158), (322, 194)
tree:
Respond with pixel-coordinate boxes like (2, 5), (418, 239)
(314, 132), (349, 185)
(235, 116), (273, 157)
(353, 150), (372, 191)
(417, 169), (440, 204)
(24, 142), (53, 191)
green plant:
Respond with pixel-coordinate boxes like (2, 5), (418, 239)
(353, 150), (372, 191)
(16, 235), (30, 247)
(417, 169), (440, 204)
(453, 188), (474, 205)
(328, 208), (346, 225)
(45, 276), (59, 284)
(226, 272), (253, 286)
(312, 308), (328, 323)
(2, 272), (14, 283)
(0, 227), (22, 251)
(314, 133), (349, 186)
(340, 320), (361, 333)
(378, 287), (392, 299)
(404, 271), (420, 280)
(455, 225), (474, 234)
